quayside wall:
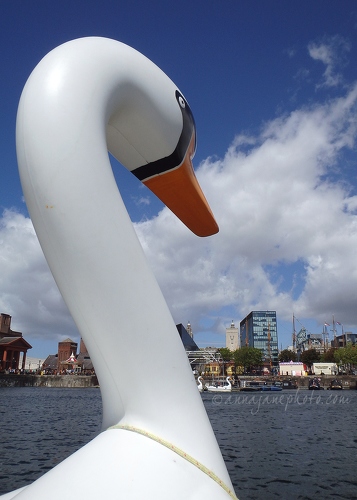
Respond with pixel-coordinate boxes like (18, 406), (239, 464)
(0, 374), (99, 388)
(1, 374), (356, 389)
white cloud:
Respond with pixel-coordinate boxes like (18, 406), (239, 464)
(2, 80), (357, 351)
(308, 35), (351, 88)
(0, 209), (79, 345)
(137, 82), (357, 332)
(133, 195), (150, 206)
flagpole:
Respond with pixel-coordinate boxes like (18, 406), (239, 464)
(324, 322), (330, 349)
(332, 315), (336, 344)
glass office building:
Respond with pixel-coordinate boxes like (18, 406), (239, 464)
(240, 311), (279, 365)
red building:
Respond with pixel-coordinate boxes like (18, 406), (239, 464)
(57, 338), (78, 371)
(0, 313), (32, 371)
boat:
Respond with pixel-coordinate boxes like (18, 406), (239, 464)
(9, 37), (237, 499)
(261, 383), (282, 392)
(281, 379), (298, 389)
(239, 380), (262, 392)
(197, 376), (204, 392)
(308, 377), (324, 390)
(206, 377), (232, 392)
(329, 379), (343, 390)
(267, 380), (298, 390)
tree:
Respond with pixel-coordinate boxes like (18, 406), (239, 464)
(320, 347), (336, 362)
(217, 348), (234, 376)
(233, 346), (263, 372)
(278, 349), (297, 362)
(300, 348), (320, 368)
(218, 348), (233, 361)
(334, 344), (357, 372)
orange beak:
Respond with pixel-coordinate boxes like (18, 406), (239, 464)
(143, 132), (218, 237)
(131, 90), (218, 237)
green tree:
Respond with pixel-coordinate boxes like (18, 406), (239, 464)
(320, 347), (336, 362)
(300, 348), (320, 368)
(334, 345), (357, 371)
(217, 348), (234, 376)
(218, 347), (233, 361)
(233, 346), (263, 372)
(278, 349), (297, 362)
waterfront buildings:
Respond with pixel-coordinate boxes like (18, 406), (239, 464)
(43, 337), (94, 373)
(41, 323), (198, 374)
(240, 311), (279, 365)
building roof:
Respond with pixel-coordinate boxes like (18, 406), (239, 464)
(0, 336), (32, 349)
(279, 361), (304, 365)
(43, 354), (58, 370)
(77, 352), (94, 370)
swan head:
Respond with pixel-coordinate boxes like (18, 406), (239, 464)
(132, 90), (218, 238)
(106, 74), (218, 237)
(18, 37), (218, 238)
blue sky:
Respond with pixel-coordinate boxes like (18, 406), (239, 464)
(1, 0), (357, 357)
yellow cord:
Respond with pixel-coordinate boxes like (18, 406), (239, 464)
(108, 423), (238, 499)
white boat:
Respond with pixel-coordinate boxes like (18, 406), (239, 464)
(6, 37), (237, 499)
(206, 377), (232, 392)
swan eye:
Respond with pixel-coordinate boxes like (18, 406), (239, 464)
(178, 96), (186, 108)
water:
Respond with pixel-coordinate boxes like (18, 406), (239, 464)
(203, 390), (357, 499)
(0, 387), (356, 499)
(0, 388), (102, 492)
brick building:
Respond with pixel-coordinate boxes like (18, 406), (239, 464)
(57, 338), (78, 371)
(0, 313), (32, 371)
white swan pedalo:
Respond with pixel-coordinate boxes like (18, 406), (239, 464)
(9, 37), (237, 499)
